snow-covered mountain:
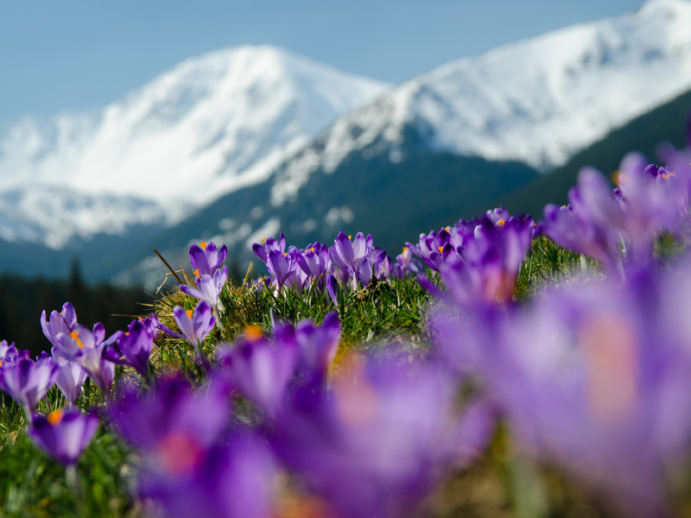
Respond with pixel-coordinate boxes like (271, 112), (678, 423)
(270, 0), (691, 206)
(0, 45), (388, 247)
(4, 0), (691, 282)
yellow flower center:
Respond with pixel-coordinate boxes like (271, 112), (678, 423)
(611, 170), (622, 185)
(348, 235), (352, 240)
(245, 324), (264, 341)
(70, 331), (83, 348)
(48, 409), (64, 425)
(403, 246), (408, 251)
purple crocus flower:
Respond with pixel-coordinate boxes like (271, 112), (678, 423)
(28, 409), (99, 466)
(0, 341), (29, 367)
(251, 233), (286, 264)
(545, 162), (682, 273)
(485, 207), (510, 226)
(422, 214), (533, 307)
(266, 249), (296, 292)
(329, 232), (374, 288)
(115, 319), (155, 377)
(130, 312), (162, 340)
(217, 326), (297, 416)
(656, 118), (691, 237)
(52, 322), (105, 362)
(293, 312), (340, 384)
(159, 302), (216, 365)
(139, 432), (275, 518)
(181, 266), (227, 312)
(40, 302), (77, 348)
(373, 248), (391, 281)
(393, 247), (421, 278)
(272, 356), (492, 518)
(434, 267), (691, 516)
(56, 324), (115, 394)
(55, 361), (87, 406)
(189, 241), (227, 278)
(296, 242), (330, 288)
(0, 340), (15, 361)
(112, 375), (273, 518)
(615, 153), (683, 251)
(543, 189), (622, 274)
(0, 354), (58, 413)
(111, 375), (229, 454)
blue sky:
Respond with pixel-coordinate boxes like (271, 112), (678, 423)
(0, 0), (644, 125)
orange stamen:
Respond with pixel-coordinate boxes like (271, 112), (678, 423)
(245, 324), (264, 341)
(193, 268), (200, 279)
(186, 310), (193, 319)
(200, 241), (207, 250)
(611, 170), (622, 185)
(663, 172), (676, 180)
(348, 235), (352, 240)
(496, 219), (506, 227)
(438, 246), (444, 253)
(261, 237), (267, 243)
(48, 409), (64, 425)
(70, 331), (83, 348)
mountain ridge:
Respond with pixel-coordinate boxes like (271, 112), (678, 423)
(0, 45), (389, 247)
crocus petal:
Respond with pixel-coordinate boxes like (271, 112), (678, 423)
(252, 243), (268, 263)
(326, 274), (340, 307)
(189, 245), (211, 276)
(61, 303), (77, 329)
(335, 232), (355, 265)
(173, 307), (197, 344)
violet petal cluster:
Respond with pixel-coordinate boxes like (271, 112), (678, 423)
(28, 409), (99, 466)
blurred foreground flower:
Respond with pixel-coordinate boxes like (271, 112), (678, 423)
(272, 355), (493, 518)
(435, 266), (691, 516)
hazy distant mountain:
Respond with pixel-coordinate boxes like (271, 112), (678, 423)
(0, 45), (388, 248)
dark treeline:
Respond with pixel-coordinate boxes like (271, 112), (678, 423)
(0, 261), (146, 357)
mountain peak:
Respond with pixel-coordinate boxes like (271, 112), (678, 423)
(0, 45), (389, 247)
(268, 0), (691, 207)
